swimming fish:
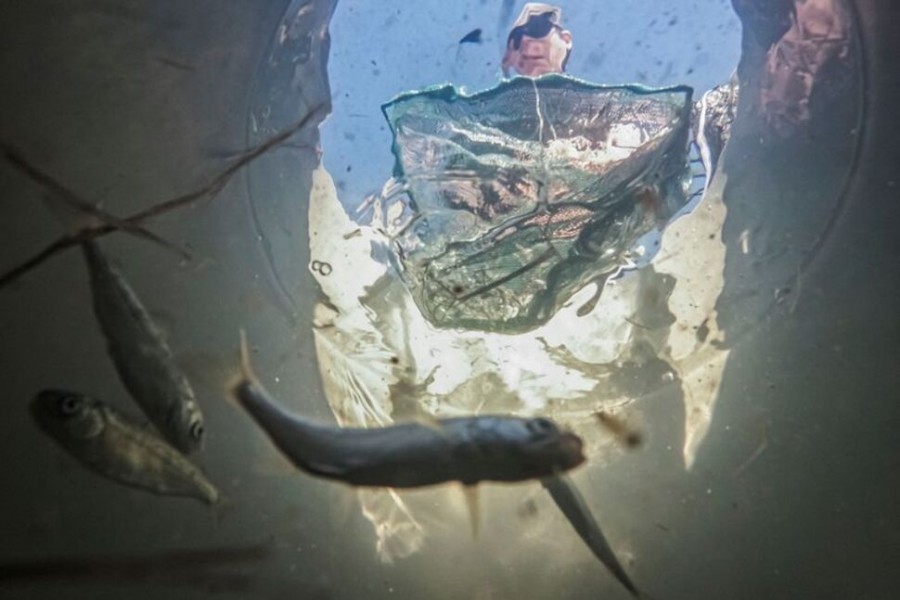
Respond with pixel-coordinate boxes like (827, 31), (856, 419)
(230, 334), (585, 487)
(82, 240), (205, 454)
(30, 390), (219, 505)
(2, 145), (205, 452)
(232, 335), (638, 594)
(543, 474), (641, 597)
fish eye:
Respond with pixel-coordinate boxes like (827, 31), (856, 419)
(57, 395), (81, 416)
(189, 421), (204, 441)
(528, 417), (556, 435)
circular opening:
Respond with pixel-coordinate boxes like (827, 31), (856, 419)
(321, 1), (742, 207)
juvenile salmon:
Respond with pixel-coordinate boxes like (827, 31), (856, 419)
(82, 240), (205, 454)
(230, 336), (585, 488)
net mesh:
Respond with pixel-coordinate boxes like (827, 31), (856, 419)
(382, 75), (693, 333)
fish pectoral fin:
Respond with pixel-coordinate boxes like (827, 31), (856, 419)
(543, 474), (640, 597)
(461, 484), (481, 540)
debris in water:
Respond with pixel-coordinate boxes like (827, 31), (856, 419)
(459, 28), (483, 45)
(0, 104), (327, 290)
(0, 143), (190, 262)
(594, 410), (644, 449)
(516, 497), (539, 520)
(733, 421), (770, 478)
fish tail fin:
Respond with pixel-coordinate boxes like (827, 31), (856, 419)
(543, 474), (641, 597)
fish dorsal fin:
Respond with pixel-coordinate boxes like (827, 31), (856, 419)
(412, 413), (444, 434)
(238, 329), (257, 382)
(462, 484), (481, 540)
(226, 329), (259, 406)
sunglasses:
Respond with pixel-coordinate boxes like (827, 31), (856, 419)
(508, 13), (561, 50)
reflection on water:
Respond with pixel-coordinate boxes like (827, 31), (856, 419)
(0, 0), (884, 598)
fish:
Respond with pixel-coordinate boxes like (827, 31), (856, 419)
(81, 240), (205, 454)
(543, 474), (641, 597)
(30, 389), (219, 505)
(459, 28), (483, 45)
(230, 333), (585, 488)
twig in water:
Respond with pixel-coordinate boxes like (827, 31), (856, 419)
(2, 143), (191, 261)
(733, 422), (769, 478)
(0, 104), (327, 291)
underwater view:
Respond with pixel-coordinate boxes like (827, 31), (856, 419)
(1, 1), (898, 598)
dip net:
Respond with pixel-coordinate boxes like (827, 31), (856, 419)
(382, 75), (693, 334)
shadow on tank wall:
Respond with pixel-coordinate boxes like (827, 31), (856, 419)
(666, 0), (900, 598)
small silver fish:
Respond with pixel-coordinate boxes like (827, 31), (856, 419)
(31, 390), (218, 505)
(230, 335), (585, 488)
(82, 240), (205, 454)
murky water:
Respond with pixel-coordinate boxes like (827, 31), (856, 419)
(1, 1), (898, 599)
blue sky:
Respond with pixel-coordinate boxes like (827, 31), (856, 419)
(320, 0), (741, 208)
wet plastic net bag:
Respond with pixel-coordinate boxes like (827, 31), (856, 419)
(383, 75), (693, 334)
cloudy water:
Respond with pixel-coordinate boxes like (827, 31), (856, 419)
(1, 1), (898, 599)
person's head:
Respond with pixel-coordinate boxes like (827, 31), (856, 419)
(502, 4), (573, 77)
